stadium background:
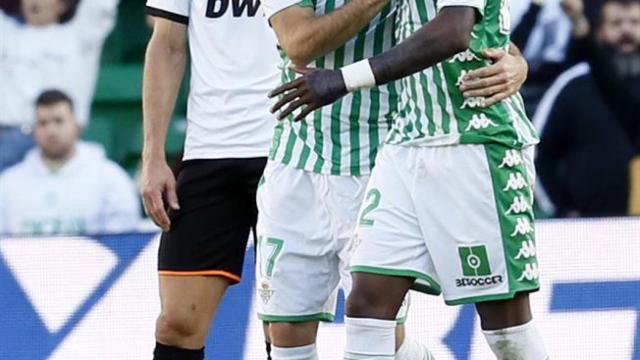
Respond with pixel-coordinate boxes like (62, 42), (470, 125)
(1, 219), (639, 359)
(1, 0), (639, 359)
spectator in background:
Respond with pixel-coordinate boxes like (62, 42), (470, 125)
(534, 0), (640, 217)
(0, 0), (119, 172)
(510, 0), (606, 113)
(511, 0), (572, 81)
(0, 90), (140, 235)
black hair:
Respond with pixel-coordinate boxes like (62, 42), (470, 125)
(35, 89), (74, 111)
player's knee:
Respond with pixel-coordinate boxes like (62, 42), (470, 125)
(156, 308), (205, 344)
(270, 322), (317, 347)
(476, 292), (532, 330)
(346, 286), (397, 320)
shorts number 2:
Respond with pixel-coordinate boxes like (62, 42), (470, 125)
(359, 189), (381, 226)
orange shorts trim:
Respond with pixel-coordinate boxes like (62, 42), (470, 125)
(158, 270), (241, 283)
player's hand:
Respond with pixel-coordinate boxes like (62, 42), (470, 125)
(140, 158), (179, 232)
(458, 48), (528, 107)
(269, 68), (348, 122)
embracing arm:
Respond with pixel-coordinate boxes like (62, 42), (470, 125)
(457, 42), (529, 106)
(269, 0), (390, 66)
(368, 7), (477, 85)
(270, 6), (478, 120)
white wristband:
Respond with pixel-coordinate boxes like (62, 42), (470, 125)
(341, 59), (376, 92)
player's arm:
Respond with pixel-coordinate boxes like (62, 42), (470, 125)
(140, 17), (187, 231)
(270, 6), (478, 120)
(458, 42), (529, 106)
(267, 0), (390, 66)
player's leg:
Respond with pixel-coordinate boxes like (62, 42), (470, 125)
(330, 174), (430, 360)
(153, 159), (257, 359)
(474, 145), (547, 359)
(475, 292), (547, 359)
(155, 276), (229, 358)
(256, 162), (340, 360)
(414, 144), (547, 360)
(263, 322), (272, 359)
(345, 273), (413, 360)
(344, 145), (440, 360)
(238, 158), (274, 360)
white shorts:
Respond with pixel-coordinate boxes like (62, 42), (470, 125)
(256, 161), (409, 322)
(352, 143), (540, 305)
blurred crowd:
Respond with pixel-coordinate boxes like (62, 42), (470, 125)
(0, 0), (638, 236)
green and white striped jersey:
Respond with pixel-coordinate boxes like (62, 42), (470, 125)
(386, 0), (539, 148)
(265, 0), (398, 176)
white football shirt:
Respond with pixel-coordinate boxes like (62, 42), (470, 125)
(146, 0), (280, 160)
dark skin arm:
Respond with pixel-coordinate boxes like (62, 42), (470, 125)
(270, 7), (478, 121)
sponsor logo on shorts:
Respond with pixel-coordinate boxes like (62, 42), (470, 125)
(518, 262), (540, 282)
(258, 281), (274, 304)
(456, 245), (504, 288)
(456, 275), (504, 287)
(459, 245), (491, 276)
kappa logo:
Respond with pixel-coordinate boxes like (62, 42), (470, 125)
(515, 240), (537, 260)
(461, 96), (486, 109)
(506, 195), (530, 215)
(503, 172), (528, 192)
(456, 70), (469, 86)
(517, 262), (540, 282)
(511, 217), (534, 237)
(465, 114), (498, 131)
(449, 49), (481, 63)
(499, 150), (523, 168)
(258, 281), (274, 304)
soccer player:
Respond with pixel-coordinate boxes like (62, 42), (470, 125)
(140, 1), (280, 359)
(261, 0), (533, 359)
(270, 1), (548, 359)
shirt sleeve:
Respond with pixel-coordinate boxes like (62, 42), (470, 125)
(262, 0), (313, 21)
(437, 0), (486, 15)
(146, 0), (190, 25)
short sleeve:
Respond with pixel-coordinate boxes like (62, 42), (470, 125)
(146, 0), (190, 25)
(437, 0), (486, 16)
(262, 0), (313, 21)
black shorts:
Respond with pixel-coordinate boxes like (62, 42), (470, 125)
(158, 157), (267, 284)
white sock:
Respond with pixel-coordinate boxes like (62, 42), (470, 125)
(482, 321), (549, 360)
(271, 343), (318, 360)
(395, 337), (435, 360)
(344, 317), (396, 360)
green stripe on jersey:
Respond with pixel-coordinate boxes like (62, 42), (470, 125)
(268, 1), (398, 176)
(386, 0), (539, 149)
